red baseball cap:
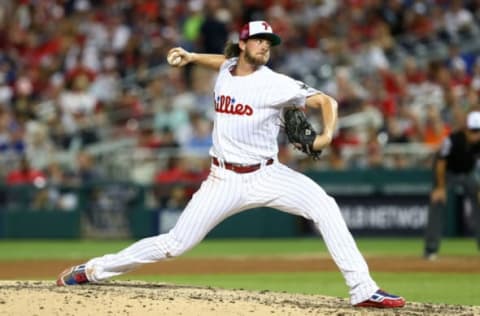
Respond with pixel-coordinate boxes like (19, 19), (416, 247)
(239, 21), (281, 46)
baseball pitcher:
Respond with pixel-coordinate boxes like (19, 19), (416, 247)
(57, 21), (405, 309)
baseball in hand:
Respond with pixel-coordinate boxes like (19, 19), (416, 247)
(167, 52), (182, 66)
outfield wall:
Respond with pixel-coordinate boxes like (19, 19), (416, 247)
(0, 169), (466, 239)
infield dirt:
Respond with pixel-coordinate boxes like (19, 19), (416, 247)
(0, 256), (479, 315)
(0, 280), (479, 316)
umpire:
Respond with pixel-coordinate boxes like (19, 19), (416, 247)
(424, 111), (480, 260)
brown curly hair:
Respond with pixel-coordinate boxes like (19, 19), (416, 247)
(223, 40), (241, 58)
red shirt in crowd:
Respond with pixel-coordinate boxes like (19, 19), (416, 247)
(6, 169), (46, 185)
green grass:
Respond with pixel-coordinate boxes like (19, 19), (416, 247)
(122, 272), (480, 306)
(1, 238), (479, 305)
(0, 237), (478, 260)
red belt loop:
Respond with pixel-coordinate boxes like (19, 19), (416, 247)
(212, 157), (273, 174)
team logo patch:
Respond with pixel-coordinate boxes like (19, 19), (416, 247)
(214, 95), (253, 116)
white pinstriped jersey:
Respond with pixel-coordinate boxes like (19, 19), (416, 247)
(85, 57), (380, 306)
(210, 58), (319, 164)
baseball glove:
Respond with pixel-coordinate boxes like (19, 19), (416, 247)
(283, 107), (322, 160)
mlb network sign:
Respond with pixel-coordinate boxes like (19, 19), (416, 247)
(336, 195), (429, 236)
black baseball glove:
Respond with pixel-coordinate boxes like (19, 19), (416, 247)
(283, 107), (322, 160)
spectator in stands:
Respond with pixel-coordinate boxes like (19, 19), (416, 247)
(406, 60), (445, 122)
(112, 88), (145, 130)
(153, 96), (190, 145)
(0, 104), (26, 150)
(156, 127), (180, 150)
(403, 2), (435, 46)
(31, 161), (78, 211)
(3, 155), (46, 210)
(380, 0), (406, 38)
(386, 117), (410, 144)
(181, 0), (205, 52)
(89, 54), (121, 105)
(322, 66), (367, 115)
(2, 0), (480, 178)
(130, 149), (158, 186)
(0, 60), (14, 106)
(6, 156), (46, 185)
(24, 121), (55, 170)
(70, 150), (105, 185)
(58, 73), (101, 147)
(385, 107), (421, 144)
(153, 156), (192, 209)
(183, 112), (213, 154)
(364, 128), (384, 169)
(448, 55), (472, 101)
(45, 161), (67, 187)
(444, 0), (476, 41)
(424, 111), (480, 260)
(191, 66), (217, 119)
(327, 144), (348, 170)
(146, 77), (169, 118)
(137, 127), (163, 149)
(471, 57), (480, 92)
(198, 0), (230, 54)
(403, 57), (427, 86)
(68, 150), (105, 225)
(421, 104), (451, 150)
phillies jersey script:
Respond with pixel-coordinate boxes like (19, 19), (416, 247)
(210, 58), (317, 164)
(82, 57), (380, 305)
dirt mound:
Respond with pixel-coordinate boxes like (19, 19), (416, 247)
(0, 281), (477, 316)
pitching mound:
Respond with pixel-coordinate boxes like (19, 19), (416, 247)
(0, 281), (478, 316)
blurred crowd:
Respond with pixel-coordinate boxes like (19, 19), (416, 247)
(2, 0), (480, 197)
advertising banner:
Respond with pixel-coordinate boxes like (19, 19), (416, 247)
(336, 195), (429, 236)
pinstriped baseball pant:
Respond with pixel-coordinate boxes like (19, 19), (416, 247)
(86, 161), (378, 304)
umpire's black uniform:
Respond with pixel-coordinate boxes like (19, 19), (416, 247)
(424, 119), (480, 259)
